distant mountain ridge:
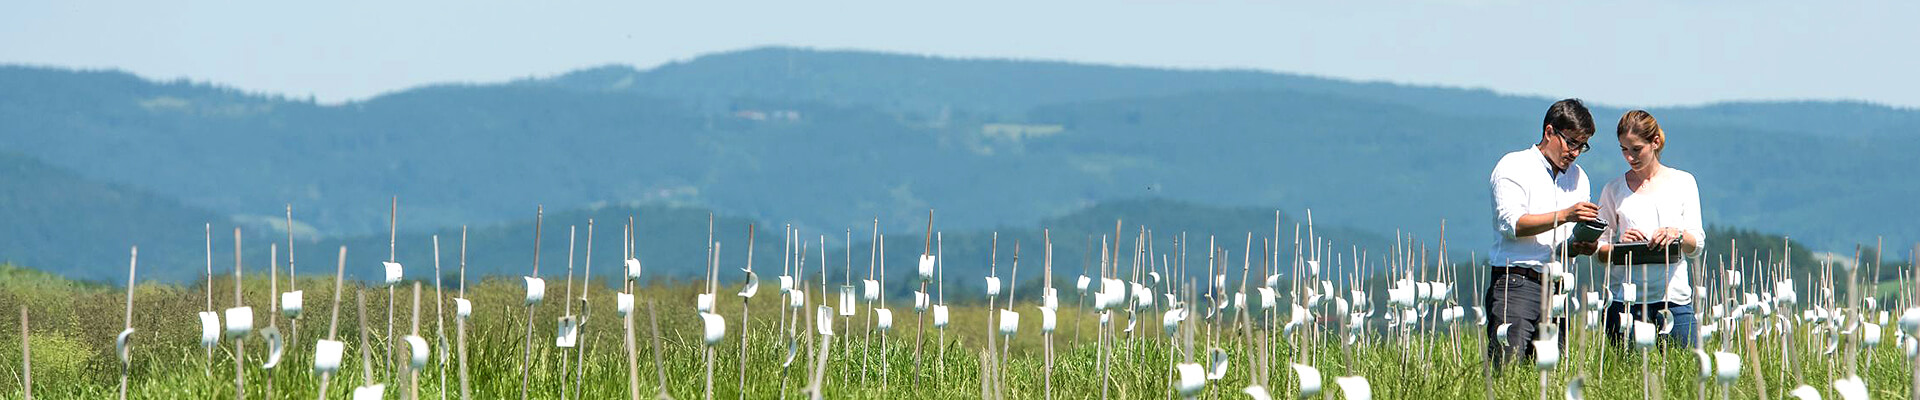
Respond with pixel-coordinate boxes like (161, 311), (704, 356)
(1, 46), (1914, 260)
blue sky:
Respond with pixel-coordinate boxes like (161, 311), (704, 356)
(5, 0), (1915, 108)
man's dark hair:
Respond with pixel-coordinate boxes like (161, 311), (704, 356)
(1542, 98), (1595, 137)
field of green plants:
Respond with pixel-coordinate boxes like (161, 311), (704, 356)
(3, 238), (1919, 400)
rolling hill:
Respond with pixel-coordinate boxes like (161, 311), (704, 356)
(0, 46), (1914, 268)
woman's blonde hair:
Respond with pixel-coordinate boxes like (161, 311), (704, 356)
(1616, 109), (1665, 154)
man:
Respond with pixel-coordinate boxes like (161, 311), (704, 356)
(1485, 98), (1600, 366)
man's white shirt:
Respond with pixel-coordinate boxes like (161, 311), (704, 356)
(1488, 145), (1590, 273)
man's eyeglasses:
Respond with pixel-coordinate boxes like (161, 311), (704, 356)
(1555, 130), (1590, 153)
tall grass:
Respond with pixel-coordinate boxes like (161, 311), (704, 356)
(1, 269), (1915, 399)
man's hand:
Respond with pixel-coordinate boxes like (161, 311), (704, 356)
(1556, 202), (1600, 225)
(1566, 241), (1599, 257)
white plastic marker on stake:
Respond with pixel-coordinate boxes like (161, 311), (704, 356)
(1788, 385), (1821, 400)
(840, 287), (857, 317)
(1633, 321), (1658, 348)
(383, 261), (403, 285)
(354, 385), (387, 400)
(524, 277), (546, 305)
(1692, 350), (1713, 381)
(1833, 375), (1868, 400)
(1000, 309), (1021, 338)
(315, 339), (345, 373)
(1565, 377), (1585, 400)
(282, 292), (304, 319)
(614, 294), (632, 318)
(1332, 376), (1372, 400)
(261, 327), (285, 369)
(1205, 347), (1230, 380)
(1174, 363), (1206, 399)
(1292, 364), (1323, 397)
(1243, 385), (1273, 400)
(555, 317), (579, 348)
(697, 293), (715, 313)
(1534, 339), (1560, 370)
(454, 299), (473, 320)
(1714, 352), (1742, 384)
(818, 306), (836, 336)
(200, 312), (221, 347)
(932, 305), (950, 327)
(1164, 308), (1187, 337)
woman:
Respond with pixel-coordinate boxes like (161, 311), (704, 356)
(1596, 109), (1705, 348)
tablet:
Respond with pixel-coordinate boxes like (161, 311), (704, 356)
(1569, 220), (1606, 243)
(1610, 242), (1679, 265)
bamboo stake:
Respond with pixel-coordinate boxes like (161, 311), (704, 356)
(800, 324), (834, 400)
(935, 231), (946, 380)
(408, 282), (422, 400)
(268, 242), (279, 398)
(572, 220), (596, 400)
(1098, 232), (1111, 400)
(913, 210), (932, 385)
(388, 197), (399, 380)
(317, 246), (348, 399)
(233, 228), (247, 400)
(357, 291), (379, 395)
(561, 225), (577, 400)
(622, 219), (640, 400)
(877, 235), (890, 394)
(20, 305), (30, 400)
(737, 224), (755, 400)
(648, 300), (673, 400)
(1001, 242), (1022, 382)
(862, 219), (878, 390)
(703, 238), (719, 400)
(986, 233), (1001, 397)
(816, 235), (828, 397)
(1909, 243), (1918, 400)
(118, 246), (137, 400)
(457, 228), (471, 400)
(288, 205), (301, 346)
(520, 205), (544, 400)
(844, 228), (854, 384)
(432, 235), (448, 400)
(560, 223), (572, 400)
(204, 223), (215, 376)
(1043, 229), (1055, 400)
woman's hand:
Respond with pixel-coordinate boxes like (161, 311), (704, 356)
(1620, 229), (1648, 243)
(1649, 227), (1684, 248)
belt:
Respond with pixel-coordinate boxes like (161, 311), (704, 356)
(1489, 266), (1544, 283)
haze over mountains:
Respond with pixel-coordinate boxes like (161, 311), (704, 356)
(2, 46), (1914, 281)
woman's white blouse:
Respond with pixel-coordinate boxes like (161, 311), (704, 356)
(1598, 167), (1706, 305)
